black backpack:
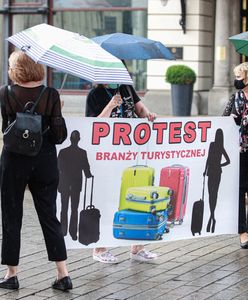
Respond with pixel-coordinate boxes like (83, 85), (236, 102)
(3, 85), (47, 156)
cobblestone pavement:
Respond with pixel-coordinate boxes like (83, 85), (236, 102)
(0, 190), (247, 300)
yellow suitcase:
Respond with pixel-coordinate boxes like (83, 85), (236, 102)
(119, 166), (154, 211)
(124, 186), (173, 213)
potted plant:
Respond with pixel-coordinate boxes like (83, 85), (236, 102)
(165, 65), (196, 116)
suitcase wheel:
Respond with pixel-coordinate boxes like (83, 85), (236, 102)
(158, 215), (164, 222)
(155, 233), (162, 240)
(164, 228), (170, 233)
(167, 203), (173, 216)
(168, 189), (174, 196)
(151, 191), (159, 199)
(151, 208), (157, 215)
(179, 219), (183, 225)
(168, 221), (174, 228)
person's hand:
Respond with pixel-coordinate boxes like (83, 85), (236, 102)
(61, 100), (65, 109)
(147, 112), (157, 122)
(108, 94), (123, 110)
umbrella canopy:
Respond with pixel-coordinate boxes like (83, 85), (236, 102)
(7, 24), (133, 85)
(92, 32), (175, 60)
(229, 32), (248, 56)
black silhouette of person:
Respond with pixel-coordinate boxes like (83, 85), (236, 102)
(203, 128), (230, 233)
(58, 130), (93, 240)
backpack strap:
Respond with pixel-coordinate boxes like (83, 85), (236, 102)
(125, 85), (138, 118)
(30, 86), (47, 113)
(7, 86), (23, 111)
(7, 85), (47, 114)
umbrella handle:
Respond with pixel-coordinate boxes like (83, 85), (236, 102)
(21, 45), (31, 52)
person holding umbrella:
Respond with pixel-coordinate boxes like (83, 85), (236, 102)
(223, 62), (248, 248)
(0, 50), (72, 291)
(87, 32), (174, 263)
(86, 64), (157, 263)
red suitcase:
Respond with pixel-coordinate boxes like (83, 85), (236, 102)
(159, 165), (189, 225)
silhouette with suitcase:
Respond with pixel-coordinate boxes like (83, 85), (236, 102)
(58, 130), (93, 240)
(203, 128), (230, 233)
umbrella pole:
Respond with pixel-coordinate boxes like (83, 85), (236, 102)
(59, 74), (68, 109)
(59, 73), (68, 93)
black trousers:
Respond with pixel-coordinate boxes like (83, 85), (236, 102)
(239, 152), (248, 233)
(0, 143), (67, 266)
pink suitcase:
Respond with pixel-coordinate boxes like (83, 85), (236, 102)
(159, 165), (189, 225)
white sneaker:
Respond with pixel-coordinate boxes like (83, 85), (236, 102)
(130, 249), (157, 262)
(93, 251), (118, 264)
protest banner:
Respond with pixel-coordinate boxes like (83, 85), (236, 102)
(56, 116), (239, 249)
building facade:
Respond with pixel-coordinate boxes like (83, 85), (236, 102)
(0, 0), (244, 116)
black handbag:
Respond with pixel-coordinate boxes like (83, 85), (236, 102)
(3, 86), (47, 156)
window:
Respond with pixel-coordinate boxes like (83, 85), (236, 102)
(1, 0), (148, 91)
(53, 1), (148, 91)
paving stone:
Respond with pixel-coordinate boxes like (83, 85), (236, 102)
(233, 291), (248, 299)
(126, 286), (169, 300)
(176, 271), (206, 281)
(106, 281), (158, 299)
(199, 283), (227, 294)
(179, 291), (215, 300)
(76, 282), (131, 300)
(228, 280), (248, 293)
(192, 263), (222, 274)
(215, 273), (247, 286)
(206, 288), (244, 300)
(146, 273), (178, 283)
(186, 270), (234, 287)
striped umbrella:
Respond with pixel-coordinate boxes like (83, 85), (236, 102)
(7, 23), (133, 85)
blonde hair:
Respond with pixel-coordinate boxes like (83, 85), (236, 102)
(8, 50), (45, 84)
(233, 62), (248, 79)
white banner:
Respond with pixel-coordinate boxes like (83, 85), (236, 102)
(56, 116), (239, 249)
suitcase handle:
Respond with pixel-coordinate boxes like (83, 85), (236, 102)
(126, 194), (146, 201)
(202, 175), (205, 201)
(83, 176), (94, 210)
(130, 165), (149, 167)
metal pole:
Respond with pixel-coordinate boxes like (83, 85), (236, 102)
(47, 0), (53, 86)
(2, 0), (10, 85)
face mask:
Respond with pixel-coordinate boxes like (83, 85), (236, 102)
(234, 79), (247, 90)
(108, 84), (118, 89)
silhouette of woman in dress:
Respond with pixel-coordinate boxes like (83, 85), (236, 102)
(203, 128), (230, 233)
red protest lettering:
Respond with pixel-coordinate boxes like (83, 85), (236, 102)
(198, 121), (211, 142)
(92, 122), (110, 145)
(169, 122), (182, 144)
(184, 122), (196, 143)
(113, 123), (131, 145)
(153, 122), (167, 144)
(134, 123), (151, 145)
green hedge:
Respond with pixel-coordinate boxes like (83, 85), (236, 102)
(165, 65), (196, 85)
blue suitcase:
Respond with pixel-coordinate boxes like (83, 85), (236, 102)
(113, 210), (168, 240)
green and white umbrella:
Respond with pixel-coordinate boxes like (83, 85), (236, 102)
(229, 31), (248, 56)
(7, 23), (133, 85)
